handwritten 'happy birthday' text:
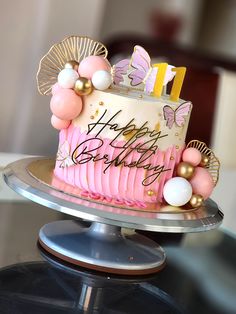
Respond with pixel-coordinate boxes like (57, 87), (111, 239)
(71, 110), (170, 186)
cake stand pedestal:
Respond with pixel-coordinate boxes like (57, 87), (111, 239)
(3, 157), (223, 275)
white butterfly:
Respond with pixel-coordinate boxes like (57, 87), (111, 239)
(56, 141), (74, 168)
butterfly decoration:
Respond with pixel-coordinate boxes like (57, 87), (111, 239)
(128, 46), (176, 93)
(56, 141), (75, 168)
(163, 102), (192, 129)
(112, 59), (130, 85)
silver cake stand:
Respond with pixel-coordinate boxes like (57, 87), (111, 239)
(3, 157), (223, 275)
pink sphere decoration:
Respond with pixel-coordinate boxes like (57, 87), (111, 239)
(78, 56), (111, 79)
(51, 115), (71, 130)
(182, 147), (202, 166)
(50, 89), (83, 120)
(51, 83), (63, 95)
(189, 167), (214, 199)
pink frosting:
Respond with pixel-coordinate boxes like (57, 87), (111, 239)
(55, 124), (184, 204)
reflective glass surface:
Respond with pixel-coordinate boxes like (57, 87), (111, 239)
(0, 202), (235, 314)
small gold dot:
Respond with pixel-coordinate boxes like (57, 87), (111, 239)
(99, 101), (104, 106)
(158, 113), (162, 117)
(176, 145), (179, 149)
(147, 190), (154, 196)
(170, 156), (174, 160)
(90, 115), (95, 119)
(175, 132), (179, 136)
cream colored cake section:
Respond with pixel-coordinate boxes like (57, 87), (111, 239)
(72, 87), (192, 150)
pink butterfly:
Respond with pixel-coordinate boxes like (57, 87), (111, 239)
(56, 141), (74, 168)
(112, 59), (130, 85)
(129, 45), (176, 93)
(163, 102), (192, 129)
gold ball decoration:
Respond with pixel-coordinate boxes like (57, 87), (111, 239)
(176, 162), (195, 179)
(200, 153), (210, 167)
(147, 190), (154, 196)
(74, 77), (93, 96)
(189, 194), (204, 208)
(64, 60), (79, 71)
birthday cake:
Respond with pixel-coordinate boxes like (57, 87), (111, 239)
(37, 36), (220, 209)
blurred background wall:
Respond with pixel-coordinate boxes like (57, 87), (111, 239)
(1, 0), (236, 168)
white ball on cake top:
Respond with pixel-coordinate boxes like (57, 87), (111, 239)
(92, 70), (112, 90)
(58, 68), (79, 89)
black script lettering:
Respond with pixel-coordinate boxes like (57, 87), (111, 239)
(71, 138), (103, 164)
(142, 166), (170, 186)
(70, 109), (172, 186)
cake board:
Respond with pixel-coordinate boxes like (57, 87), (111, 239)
(3, 157), (223, 275)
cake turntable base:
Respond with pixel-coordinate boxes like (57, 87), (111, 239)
(3, 157), (223, 275)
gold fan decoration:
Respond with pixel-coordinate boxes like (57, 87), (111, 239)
(37, 36), (108, 95)
(186, 140), (220, 185)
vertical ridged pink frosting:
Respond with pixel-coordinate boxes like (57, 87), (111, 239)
(55, 125), (184, 204)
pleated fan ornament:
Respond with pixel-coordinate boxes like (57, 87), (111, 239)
(37, 36), (108, 95)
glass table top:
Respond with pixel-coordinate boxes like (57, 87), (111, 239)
(0, 201), (235, 314)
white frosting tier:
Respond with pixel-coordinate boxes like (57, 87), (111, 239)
(72, 87), (192, 150)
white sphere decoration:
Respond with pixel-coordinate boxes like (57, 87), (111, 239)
(163, 177), (192, 207)
(57, 68), (79, 88)
(92, 70), (112, 90)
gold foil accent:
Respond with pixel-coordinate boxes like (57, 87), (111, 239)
(37, 36), (108, 95)
(170, 156), (174, 160)
(99, 101), (104, 106)
(90, 115), (95, 119)
(155, 122), (160, 132)
(187, 140), (220, 185)
(175, 145), (179, 149)
(123, 130), (137, 141)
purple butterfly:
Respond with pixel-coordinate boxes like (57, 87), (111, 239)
(112, 59), (130, 85)
(163, 102), (192, 129)
(128, 45), (176, 93)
